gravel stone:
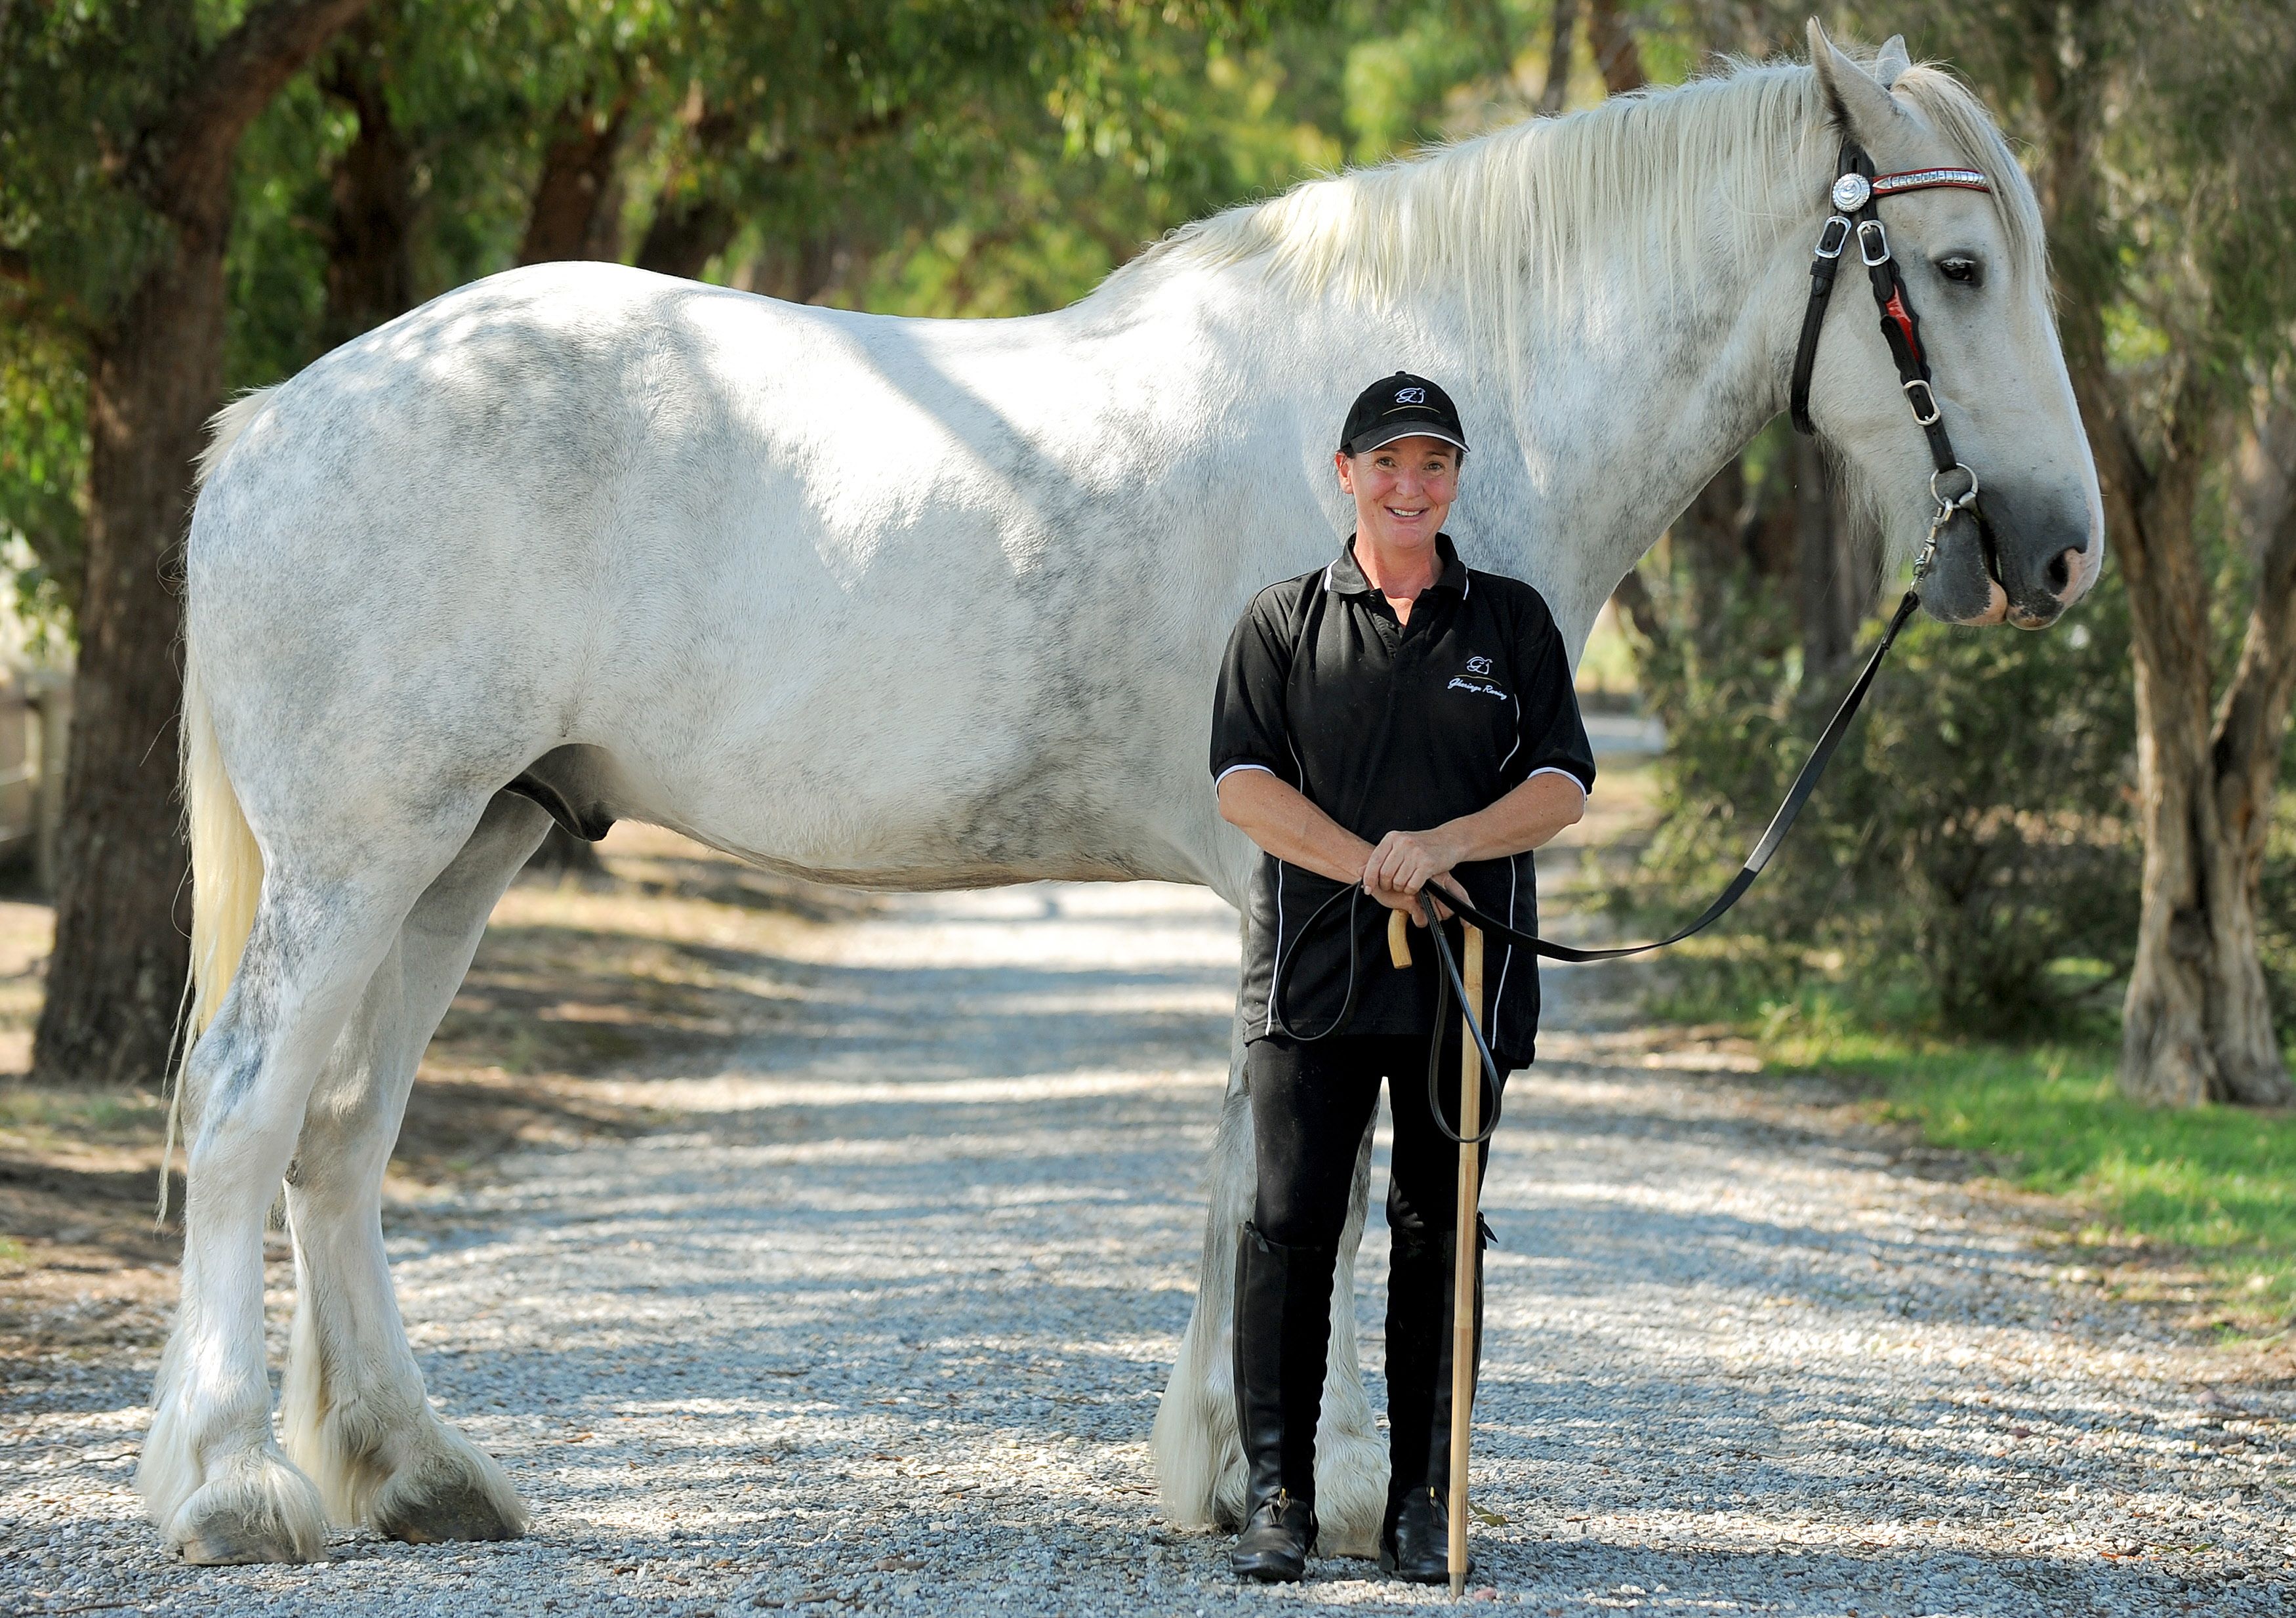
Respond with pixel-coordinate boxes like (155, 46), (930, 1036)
(3, 882), (2291, 1615)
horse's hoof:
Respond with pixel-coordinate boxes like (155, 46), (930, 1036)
(372, 1442), (528, 1544)
(179, 1525), (318, 1566)
(170, 1459), (329, 1565)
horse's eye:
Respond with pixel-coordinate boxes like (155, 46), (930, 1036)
(1936, 255), (1983, 286)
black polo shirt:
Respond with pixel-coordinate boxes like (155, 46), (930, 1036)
(1210, 534), (1595, 1062)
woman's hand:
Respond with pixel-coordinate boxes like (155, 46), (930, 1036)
(1363, 829), (1467, 925)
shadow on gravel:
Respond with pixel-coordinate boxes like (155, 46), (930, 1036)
(1460, 1539), (2234, 1613)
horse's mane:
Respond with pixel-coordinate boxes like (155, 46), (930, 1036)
(1114, 49), (2046, 361)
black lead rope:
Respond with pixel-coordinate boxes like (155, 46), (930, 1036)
(1271, 586), (1923, 1146)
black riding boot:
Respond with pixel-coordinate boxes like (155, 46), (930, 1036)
(1381, 1221), (1485, 1584)
(1229, 1221), (1336, 1583)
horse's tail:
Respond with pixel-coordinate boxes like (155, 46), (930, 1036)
(159, 388), (276, 1220)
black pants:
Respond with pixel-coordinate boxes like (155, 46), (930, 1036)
(1246, 1028), (1510, 1247)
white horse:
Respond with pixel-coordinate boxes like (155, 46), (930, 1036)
(142, 24), (2100, 1564)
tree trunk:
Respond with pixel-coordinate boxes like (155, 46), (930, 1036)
(1585, 0), (1645, 96)
(2081, 376), (2292, 1106)
(517, 98), (628, 266)
(1537, 0), (1577, 114)
(30, 232), (226, 1086)
(27, 0), (375, 1087)
(635, 197), (738, 283)
(2033, 15), (2293, 1108)
(319, 18), (415, 349)
(2117, 457), (2242, 1104)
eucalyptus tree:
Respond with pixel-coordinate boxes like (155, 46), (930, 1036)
(2060, 3), (2296, 1107)
(1900, 0), (2296, 1104)
(0, 0), (379, 1087)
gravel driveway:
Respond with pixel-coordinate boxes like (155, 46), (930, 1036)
(5, 881), (2291, 1616)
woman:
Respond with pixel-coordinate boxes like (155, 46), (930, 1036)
(1209, 371), (1595, 1583)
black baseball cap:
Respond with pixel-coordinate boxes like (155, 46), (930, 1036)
(1339, 371), (1469, 457)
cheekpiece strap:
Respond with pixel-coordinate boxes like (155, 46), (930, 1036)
(1788, 142), (1992, 459)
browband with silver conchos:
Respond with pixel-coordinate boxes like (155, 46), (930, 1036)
(1831, 168), (1993, 212)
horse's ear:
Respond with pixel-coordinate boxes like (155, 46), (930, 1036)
(1875, 35), (1913, 87)
(1807, 18), (1904, 146)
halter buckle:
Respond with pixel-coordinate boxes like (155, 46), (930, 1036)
(1857, 218), (1891, 267)
(1902, 379), (1941, 426)
(1813, 215), (1851, 260)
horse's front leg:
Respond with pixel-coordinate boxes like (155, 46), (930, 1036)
(1149, 1005), (1388, 1558)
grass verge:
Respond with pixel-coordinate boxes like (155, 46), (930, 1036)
(1747, 994), (2296, 1334)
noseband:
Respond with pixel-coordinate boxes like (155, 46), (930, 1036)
(1788, 140), (1996, 584)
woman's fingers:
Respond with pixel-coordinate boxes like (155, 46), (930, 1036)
(1368, 831), (1443, 895)
(1366, 878), (1426, 925)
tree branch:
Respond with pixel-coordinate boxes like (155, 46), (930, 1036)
(148, 0), (377, 217)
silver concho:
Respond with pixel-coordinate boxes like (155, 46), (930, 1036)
(1831, 173), (1874, 213)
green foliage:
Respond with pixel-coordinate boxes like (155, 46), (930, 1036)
(1752, 1006), (2296, 1322)
(1619, 564), (2141, 1037)
(0, 330), (86, 642)
(0, 1), (188, 333)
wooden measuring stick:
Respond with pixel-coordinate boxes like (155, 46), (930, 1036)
(1448, 923), (1482, 1597)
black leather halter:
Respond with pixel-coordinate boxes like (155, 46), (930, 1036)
(1790, 139), (1996, 583)
(1269, 140), (2005, 1146)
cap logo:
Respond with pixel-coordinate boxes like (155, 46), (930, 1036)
(1395, 386), (1425, 404)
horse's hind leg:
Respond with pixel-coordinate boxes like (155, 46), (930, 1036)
(141, 840), (464, 1565)
(279, 795), (550, 1542)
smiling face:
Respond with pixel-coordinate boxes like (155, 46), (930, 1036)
(1335, 436), (1461, 561)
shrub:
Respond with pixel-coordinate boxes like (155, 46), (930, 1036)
(1615, 564), (2141, 1037)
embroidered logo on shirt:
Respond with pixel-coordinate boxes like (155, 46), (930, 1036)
(1446, 676), (1508, 699)
(1465, 655), (1493, 675)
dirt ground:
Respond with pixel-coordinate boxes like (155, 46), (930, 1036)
(0, 823), (872, 1367)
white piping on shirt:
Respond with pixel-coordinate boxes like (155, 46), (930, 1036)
(1265, 861), (1286, 1035)
(1498, 694), (1521, 772)
(1215, 762), (1277, 791)
(1526, 764), (1588, 807)
(1490, 850), (1519, 1047)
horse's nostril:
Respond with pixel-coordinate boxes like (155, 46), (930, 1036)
(2045, 547), (2080, 598)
